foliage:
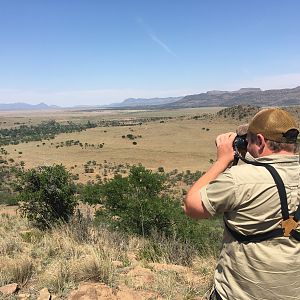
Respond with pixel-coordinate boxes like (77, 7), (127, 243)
(216, 105), (260, 121)
(0, 120), (97, 146)
(80, 182), (103, 205)
(0, 117), (172, 147)
(17, 165), (77, 230)
(91, 165), (222, 252)
(138, 230), (198, 266)
(94, 165), (178, 237)
(0, 150), (20, 205)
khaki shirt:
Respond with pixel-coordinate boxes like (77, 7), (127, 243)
(200, 154), (300, 300)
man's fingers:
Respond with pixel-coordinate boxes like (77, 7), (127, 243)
(216, 132), (236, 146)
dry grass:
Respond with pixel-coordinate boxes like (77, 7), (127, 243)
(2, 108), (238, 183)
(0, 108), (222, 298)
(0, 213), (216, 299)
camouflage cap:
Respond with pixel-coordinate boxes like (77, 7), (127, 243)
(247, 108), (299, 143)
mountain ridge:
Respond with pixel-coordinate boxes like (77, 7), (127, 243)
(0, 102), (59, 111)
(165, 86), (300, 108)
(1, 86), (300, 110)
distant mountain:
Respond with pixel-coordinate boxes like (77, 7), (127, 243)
(206, 88), (261, 95)
(165, 86), (300, 108)
(0, 102), (59, 111)
(107, 96), (183, 107)
(2, 86), (300, 111)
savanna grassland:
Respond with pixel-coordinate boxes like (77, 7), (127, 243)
(0, 105), (268, 299)
(0, 107), (240, 183)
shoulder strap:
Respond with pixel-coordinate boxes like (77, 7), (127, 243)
(291, 229), (300, 240)
(293, 176), (300, 222)
(290, 176), (300, 239)
(294, 205), (300, 221)
(224, 220), (283, 243)
(227, 156), (300, 242)
(239, 157), (289, 220)
(263, 164), (289, 220)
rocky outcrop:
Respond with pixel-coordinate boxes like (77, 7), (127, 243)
(0, 283), (19, 295)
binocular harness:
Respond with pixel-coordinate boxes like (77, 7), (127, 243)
(226, 145), (300, 243)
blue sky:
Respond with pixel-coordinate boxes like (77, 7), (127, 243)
(0, 0), (300, 106)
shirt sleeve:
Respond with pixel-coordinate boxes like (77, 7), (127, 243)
(200, 169), (238, 216)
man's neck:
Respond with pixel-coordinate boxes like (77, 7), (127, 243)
(258, 150), (296, 157)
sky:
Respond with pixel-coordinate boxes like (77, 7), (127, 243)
(0, 0), (300, 107)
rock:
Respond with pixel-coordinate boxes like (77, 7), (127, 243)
(0, 283), (19, 295)
(126, 266), (155, 288)
(116, 285), (160, 300)
(17, 293), (31, 299)
(68, 283), (116, 300)
(37, 288), (51, 300)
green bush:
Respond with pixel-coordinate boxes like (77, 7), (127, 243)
(80, 182), (103, 205)
(17, 164), (77, 230)
(94, 165), (177, 237)
(92, 165), (223, 253)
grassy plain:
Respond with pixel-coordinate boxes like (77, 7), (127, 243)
(0, 107), (242, 299)
(1, 107), (240, 183)
(1, 106), (299, 298)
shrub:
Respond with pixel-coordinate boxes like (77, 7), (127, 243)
(80, 183), (102, 205)
(93, 165), (223, 253)
(17, 165), (77, 230)
(138, 230), (198, 266)
(158, 166), (165, 173)
(94, 165), (178, 237)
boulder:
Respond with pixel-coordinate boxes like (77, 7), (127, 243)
(0, 283), (19, 295)
(37, 288), (51, 300)
(68, 283), (116, 300)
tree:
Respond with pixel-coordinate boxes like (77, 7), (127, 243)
(93, 165), (180, 237)
(80, 182), (102, 205)
(17, 165), (77, 230)
(89, 164), (222, 253)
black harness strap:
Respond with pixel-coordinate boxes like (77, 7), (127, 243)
(262, 164), (290, 220)
(294, 201), (300, 222)
(239, 157), (290, 220)
(224, 222), (283, 243)
(291, 204), (300, 240)
(291, 229), (300, 240)
(225, 155), (300, 243)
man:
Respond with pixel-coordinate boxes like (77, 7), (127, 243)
(184, 108), (300, 300)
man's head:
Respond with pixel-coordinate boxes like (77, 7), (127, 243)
(246, 108), (299, 157)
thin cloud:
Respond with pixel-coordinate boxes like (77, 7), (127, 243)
(136, 17), (177, 57)
(148, 33), (177, 57)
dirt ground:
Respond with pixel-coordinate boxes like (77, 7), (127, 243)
(0, 205), (18, 216)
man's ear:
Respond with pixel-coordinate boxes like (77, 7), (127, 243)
(256, 134), (266, 154)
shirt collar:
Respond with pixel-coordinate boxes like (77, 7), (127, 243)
(245, 153), (299, 165)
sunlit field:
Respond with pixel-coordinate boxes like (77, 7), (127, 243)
(1, 107), (239, 183)
(2, 105), (296, 299)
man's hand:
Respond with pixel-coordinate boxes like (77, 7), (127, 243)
(184, 131), (237, 219)
(215, 132), (237, 167)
